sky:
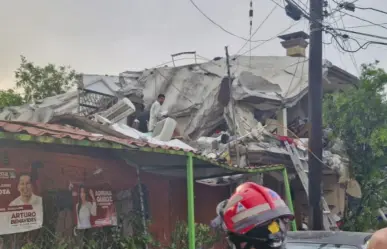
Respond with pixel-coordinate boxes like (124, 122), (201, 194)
(1, 0), (386, 90)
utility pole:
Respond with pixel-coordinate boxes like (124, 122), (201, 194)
(225, 46), (240, 166)
(308, 0), (324, 230)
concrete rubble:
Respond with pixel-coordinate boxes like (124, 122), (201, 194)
(0, 56), (352, 180)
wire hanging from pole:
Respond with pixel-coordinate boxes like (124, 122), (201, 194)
(249, 0), (254, 67)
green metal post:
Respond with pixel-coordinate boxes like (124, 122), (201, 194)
(186, 154), (196, 249)
(282, 167), (297, 231)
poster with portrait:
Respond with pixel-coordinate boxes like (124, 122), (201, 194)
(72, 182), (117, 229)
(0, 168), (43, 235)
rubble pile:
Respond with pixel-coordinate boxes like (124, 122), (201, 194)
(0, 56), (351, 178)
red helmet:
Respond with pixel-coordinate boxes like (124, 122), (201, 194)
(222, 182), (294, 235)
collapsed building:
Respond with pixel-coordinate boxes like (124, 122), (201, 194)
(0, 32), (360, 229)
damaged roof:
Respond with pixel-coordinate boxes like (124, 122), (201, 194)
(0, 120), (195, 152)
(0, 56), (357, 139)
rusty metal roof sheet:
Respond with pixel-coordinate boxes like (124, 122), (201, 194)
(0, 120), (195, 152)
(0, 121), (290, 175)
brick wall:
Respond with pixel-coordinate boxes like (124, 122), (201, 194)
(0, 147), (229, 245)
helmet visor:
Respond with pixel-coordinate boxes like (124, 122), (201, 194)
(233, 205), (294, 234)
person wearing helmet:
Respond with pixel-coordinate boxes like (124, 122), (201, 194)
(211, 182), (294, 249)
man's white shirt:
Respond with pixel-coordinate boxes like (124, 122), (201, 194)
(148, 101), (162, 132)
(9, 194), (42, 208)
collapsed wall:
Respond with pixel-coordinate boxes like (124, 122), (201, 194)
(0, 55), (350, 178)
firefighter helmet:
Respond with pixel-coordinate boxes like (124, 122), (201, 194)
(215, 182), (294, 249)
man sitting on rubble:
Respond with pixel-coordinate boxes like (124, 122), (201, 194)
(148, 94), (166, 132)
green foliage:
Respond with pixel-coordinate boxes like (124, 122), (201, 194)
(14, 55), (79, 101)
(0, 89), (24, 108)
(15, 221), (220, 249)
(160, 221), (221, 249)
(323, 61), (387, 231)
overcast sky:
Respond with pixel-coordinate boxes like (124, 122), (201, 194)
(1, 0), (386, 90)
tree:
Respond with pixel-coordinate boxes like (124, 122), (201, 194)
(0, 89), (24, 109)
(323, 61), (387, 231)
(14, 55), (79, 101)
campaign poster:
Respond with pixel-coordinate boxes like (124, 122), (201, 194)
(0, 168), (43, 235)
(72, 183), (117, 229)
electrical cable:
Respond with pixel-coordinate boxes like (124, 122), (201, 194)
(283, 57), (302, 99)
(329, 2), (360, 74)
(249, 0), (254, 67)
(338, 10), (387, 31)
(283, 13), (309, 99)
(239, 21), (301, 57)
(153, 68), (195, 104)
(235, 5), (278, 56)
(355, 6), (387, 15)
(269, 0), (286, 9)
(332, 0), (387, 16)
(293, 0), (309, 11)
(326, 30), (387, 52)
(345, 22), (387, 29)
(286, 0), (310, 18)
(189, 0), (273, 42)
(329, 0), (359, 16)
(328, 27), (387, 41)
(231, 21), (301, 75)
(347, 34), (387, 51)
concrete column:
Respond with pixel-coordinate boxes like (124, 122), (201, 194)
(276, 108), (288, 136)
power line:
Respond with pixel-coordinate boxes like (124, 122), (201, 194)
(348, 34), (387, 50)
(326, 30), (387, 52)
(331, 0), (387, 31)
(329, 0), (359, 16)
(236, 5), (278, 55)
(329, 27), (387, 41)
(345, 22), (387, 29)
(230, 21), (301, 75)
(324, 2), (349, 70)
(153, 68), (195, 104)
(329, 2), (360, 74)
(267, 0), (286, 9)
(249, 0), (254, 67)
(189, 0), (271, 42)
(287, 0), (311, 17)
(355, 6), (387, 15)
(332, 0), (387, 16)
(239, 21), (301, 57)
(338, 10), (387, 31)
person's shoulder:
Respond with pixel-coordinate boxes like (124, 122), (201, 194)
(9, 196), (21, 206)
(372, 227), (387, 237)
(34, 194), (42, 200)
(32, 194), (42, 203)
(151, 101), (160, 107)
(368, 228), (387, 248)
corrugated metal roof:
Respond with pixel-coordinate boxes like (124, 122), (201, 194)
(0, 121), (293, 175)
(0, 120), (195, 152)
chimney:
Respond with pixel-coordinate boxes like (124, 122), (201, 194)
(278, 31), (310, 57)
